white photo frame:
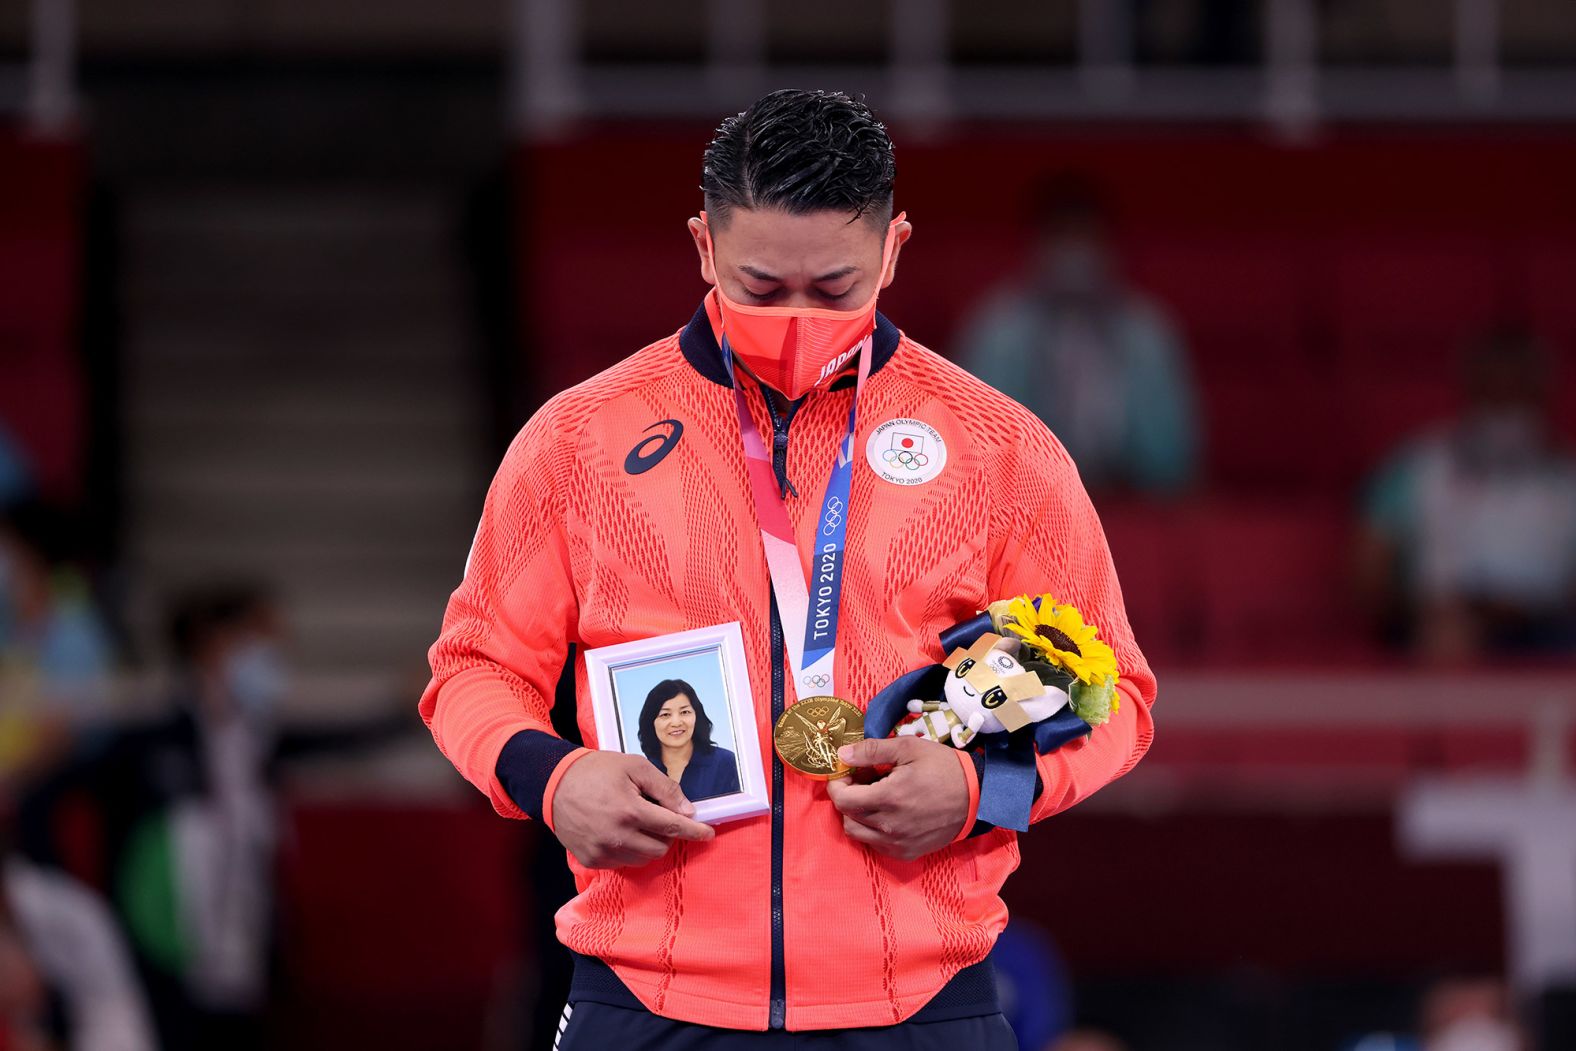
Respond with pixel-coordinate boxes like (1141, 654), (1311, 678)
(583, 622), (769, 826)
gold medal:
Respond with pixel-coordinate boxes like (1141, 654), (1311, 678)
(773, 696), (865, 780)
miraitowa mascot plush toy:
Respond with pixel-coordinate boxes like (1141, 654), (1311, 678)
(864, 594), (1122, 831)
(897, 632), (1068, 748)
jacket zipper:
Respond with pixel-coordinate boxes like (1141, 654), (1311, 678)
(763, 390), (795, 1030)
(768, 594), (787, 1029)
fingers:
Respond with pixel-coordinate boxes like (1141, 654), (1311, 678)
(553, 752), (719, 871)
(825, 775), (890, 824)
(824, 774), (859, 811)
(574, 797), (714, 869)
(575, 828), (675, 869)
(840, 812), (891, 847)
(629, 797), (715, 843)
(837, 736), (917, 769)
(622, 760), (713, 840)
(624, 755), (697, 817)
(839, 813), (917, 859)
(828, 778), (890, 833)
(611, 830), (673, 865)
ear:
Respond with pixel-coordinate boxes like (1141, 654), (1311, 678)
(687, 215), (717, 286)
(995, 635), (1023, 659)
(879, 217), (913, 290)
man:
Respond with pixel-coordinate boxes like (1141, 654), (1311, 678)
(421, 89), (1156, 1048)
(1357, 326), (1576, 661)
(0, 500), (116, 780)
(19, 585), (287, 1050)
(956, 174), (1199, 496)
(20, 584), (406, 1050)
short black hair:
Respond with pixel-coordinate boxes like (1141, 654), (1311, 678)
(1030, 171), (1112, 232)
(166, 582), (274, 664)
(702, 89), (895, 228)
(637, 678), (718, 766)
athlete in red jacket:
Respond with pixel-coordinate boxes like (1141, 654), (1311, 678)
(420, 89), (1156, 1049)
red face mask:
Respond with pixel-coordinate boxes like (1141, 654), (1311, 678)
(704, 212), (905, 400)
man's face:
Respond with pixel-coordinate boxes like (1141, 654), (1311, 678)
(689, 207), (910, 311)
(1466, 342), (1547, 416)
(1034, 212), (1113, 300)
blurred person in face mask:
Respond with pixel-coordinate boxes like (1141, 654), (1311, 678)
(955, 174), (1200, 496)
(17, 583), (411, 1050)
(15, 584), (286, 1051)
(1357, 328), (1576, 662)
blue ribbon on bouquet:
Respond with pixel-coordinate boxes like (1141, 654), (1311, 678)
(863, 608), (1092, 832)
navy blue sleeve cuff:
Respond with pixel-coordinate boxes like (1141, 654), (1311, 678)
(496, 729), (581, 822)
(965, 751), (1044, 838)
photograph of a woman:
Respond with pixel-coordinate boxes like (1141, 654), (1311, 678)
(636, 678), (741, 801)
(587, 624), (767, 824)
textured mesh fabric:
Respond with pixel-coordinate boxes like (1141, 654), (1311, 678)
(418, 316), (1156, 1031)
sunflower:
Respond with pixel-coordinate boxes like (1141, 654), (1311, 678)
(998, 594), (1120, 688)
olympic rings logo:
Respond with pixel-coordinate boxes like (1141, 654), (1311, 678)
(821, 496), (844, 535)
(881, 447), (931, 471)
(802, 673), (830, 689)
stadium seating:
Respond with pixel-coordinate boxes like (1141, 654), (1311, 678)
(514, 129), (1576, 666)
(0, 126), (86, 502)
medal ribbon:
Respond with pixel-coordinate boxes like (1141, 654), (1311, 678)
(722, 331), (873, 703)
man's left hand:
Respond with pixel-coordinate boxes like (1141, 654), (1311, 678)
(825, 737), (969, 861)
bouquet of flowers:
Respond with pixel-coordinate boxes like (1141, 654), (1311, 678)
(864, 593), (1123, 831)
(896, 594), (1120, 750)
(991, 594), (1121, 728)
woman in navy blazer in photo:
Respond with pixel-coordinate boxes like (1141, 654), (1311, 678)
(637, 678), (741, 801)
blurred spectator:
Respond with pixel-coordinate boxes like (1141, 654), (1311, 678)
(1346, 975), (1526, 1051)
(19, 584), (287, 1050)
(2, 854), (157, 1051)
(956, 175), (1200, 496)
(0, 501), (116, 781)
(1418, 976), (1525, 1051)
(988, 917), (1073, 1050)
(17, 583), (409, 1051)
(1357, 328), (1576, 662)
(0, 421), (33, 507)
(1047, 1028), (1129, 1051)
(0, 903), (53, 1051)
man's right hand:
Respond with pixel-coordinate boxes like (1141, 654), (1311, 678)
(549, 751), (716, 868)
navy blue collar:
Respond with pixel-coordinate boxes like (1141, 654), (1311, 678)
(677, 299), (903, 393)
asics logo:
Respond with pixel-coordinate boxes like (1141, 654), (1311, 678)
(624, 419), (683, 475)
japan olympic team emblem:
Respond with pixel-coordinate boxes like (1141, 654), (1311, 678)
(865, 417), (947, 486)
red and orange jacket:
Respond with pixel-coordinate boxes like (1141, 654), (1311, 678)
(419, 295), (1157, 1031)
